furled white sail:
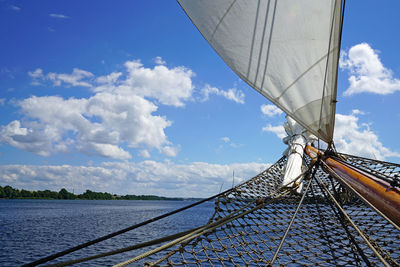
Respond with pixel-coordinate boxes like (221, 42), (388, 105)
(178, 0), (342, 142)
(282, 116), (307, 193)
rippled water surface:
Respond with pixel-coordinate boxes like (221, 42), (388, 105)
(0, 199), (214, 266)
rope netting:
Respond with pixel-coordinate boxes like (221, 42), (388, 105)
(135, 154), (400, 267)
(31, 154), (399, 267)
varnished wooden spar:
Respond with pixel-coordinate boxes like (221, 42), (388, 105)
(305, 145), (400, 227)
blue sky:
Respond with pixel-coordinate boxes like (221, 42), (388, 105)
(1, 0), (399, 197)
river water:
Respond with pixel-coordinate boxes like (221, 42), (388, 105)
(0, 199), (215, 266)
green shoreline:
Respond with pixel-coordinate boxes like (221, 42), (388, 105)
(0, 185), (201, 201)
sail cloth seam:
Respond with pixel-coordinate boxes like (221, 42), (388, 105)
(254, 0), (272, 86)
(177, 0), (343, 143)
(246, 0), (262, 78)
(274, 50), (334, 102)
(260, 0), (278, 92)
(209, 0), (237, 42)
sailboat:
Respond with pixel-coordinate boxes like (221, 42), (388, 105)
(24, 0), (400, 266)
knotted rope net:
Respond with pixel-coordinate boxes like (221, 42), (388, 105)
(132, 154), (400, 267)
(33, 153), (400, 267)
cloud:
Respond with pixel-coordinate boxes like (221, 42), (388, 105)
(0, 93), (175, 160)
(28, 68), (44, 85)
(95, 72), (122, 85)
(0, 160), (270, 197)
(2, 59), (199, 160)
(28, 68), (43, 78)
(29, 68), (94, 87)
(0, 98), (5, 106)
(260, 104), (283, 117)
(9, 5), (21, 11)
(154, 56), (166, 65)
(93, 60), (194, 107)
(5, 58), (250, 160)
(351, 109), (365, 115)
(47, 68), (94, 87)
(49, 13), (69, 19)
(161, 146), (179, 157)
(221, 137), (230, 143)
(261, 110), (400, 161)
(219, 136), (243, 149)
(139, 150), (151, 158)
(262, 124), (286, 139)
(333, 110), (400, 160)
(340, 43), (400, 96)
(0, 120), (52, 156)
(201, 84), (245, 104)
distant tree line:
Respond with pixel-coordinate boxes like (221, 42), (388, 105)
(0, 185), (186, 201)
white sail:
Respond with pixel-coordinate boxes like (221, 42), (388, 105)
(282, 116), (307, 193)
(178, 0), (342, 142)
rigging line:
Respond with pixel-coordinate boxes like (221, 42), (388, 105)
(314, 169), (391, 267)
(328, 0), (347, 137)
(313, 170), (373, 266)
(254, 0), (271, 84)
(21, 186), (238, 267)
(318, 0), (341, 149)
(330, 0), (346, 143)
(120, 161), (317, 266)
(41, 226), (205, 267)
(309, 183), (343, 265)
(332, 153), (400, 191)
(269, 164), (316, 266)
(115, 189), (294, 267)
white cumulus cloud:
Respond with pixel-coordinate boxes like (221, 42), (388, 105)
(119, 60), (194, 107)
(154, 56), (166, 65)
(92, 60), (194, 107)
(201, 84), (245, 104)
(260, 104), (283, 117)
(2, 59), (200, 160)
(334, 110), (400, 160)
(29, 68), (94, 87)
(340, 43), (400, 96)
(262, 124), (286, 139)
(47, 68), (94, 87)
(0, 93), (174, 160)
